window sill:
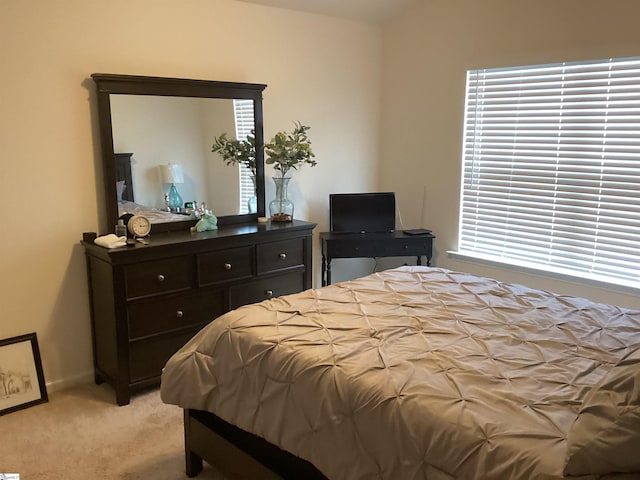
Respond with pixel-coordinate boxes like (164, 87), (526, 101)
(447, 250), (640, 296)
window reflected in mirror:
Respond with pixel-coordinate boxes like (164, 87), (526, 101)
(233, 99), (257, 214)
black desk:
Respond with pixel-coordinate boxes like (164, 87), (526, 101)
(320, 231), (435, 286)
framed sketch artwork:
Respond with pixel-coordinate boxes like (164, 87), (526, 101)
(0, 333), (47, 416)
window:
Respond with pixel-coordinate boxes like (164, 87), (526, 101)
(459, 56), (640, 289)
(233, 99), (256, 214)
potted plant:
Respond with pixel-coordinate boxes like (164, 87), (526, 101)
(211, 129), (257, 176)
(265, 121), (316, 221)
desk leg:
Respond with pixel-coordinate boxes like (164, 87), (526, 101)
(326, 259), (332, 286)
(321, 255), (327, 287)
(416, 256), (422, 266)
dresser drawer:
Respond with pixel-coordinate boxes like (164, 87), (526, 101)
(229, 271), (303, 309)
(198, 246), (253, 286)
(129, 329), (199, 383)
(125, 257), (192, 299)
(128, 289), (224, 340)
(257, 238), (304, 274)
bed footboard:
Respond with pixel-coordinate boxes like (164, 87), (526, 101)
(184, 409), (327, 479)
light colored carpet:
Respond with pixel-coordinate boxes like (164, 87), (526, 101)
(0, 383), (228, 479)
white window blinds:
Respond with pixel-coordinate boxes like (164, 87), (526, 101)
(459, 57), (640, 288)
(233, 99), (256, 214)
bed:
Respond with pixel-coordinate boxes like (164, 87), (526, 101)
(117, 199), (188, 223)
(160, 266), (640, 479)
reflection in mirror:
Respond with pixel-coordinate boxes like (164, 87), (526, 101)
(110, 95), (255, 222)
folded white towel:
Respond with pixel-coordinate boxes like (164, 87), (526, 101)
(94, 234), (127, 249)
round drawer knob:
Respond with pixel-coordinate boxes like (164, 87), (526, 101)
(224, 263), (232, 270)
(265, 290), (274, 297)
(278, 253), (287, 260)
(157, 274), (165, 282)
(176, 310), (184, 318)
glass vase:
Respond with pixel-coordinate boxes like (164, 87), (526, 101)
(248, 174), (257, 214)
(269, 176), (294, 222)
(167, 183), (183, 212)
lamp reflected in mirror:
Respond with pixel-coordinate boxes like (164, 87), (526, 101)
(160, 163), (184, 212)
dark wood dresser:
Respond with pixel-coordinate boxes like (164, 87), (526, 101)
(83, 220), (315, 405)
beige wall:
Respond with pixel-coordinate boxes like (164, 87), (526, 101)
(380, 0), (640, 309)
(0, 0), (380, 390)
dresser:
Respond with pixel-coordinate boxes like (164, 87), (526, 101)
(83, 220), (315, 405)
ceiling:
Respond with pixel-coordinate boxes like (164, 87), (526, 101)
(234, 0), (418, 24)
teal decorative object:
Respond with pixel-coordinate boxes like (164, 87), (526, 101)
(167, 183), (183, 210)
(192, 211), (218, 232)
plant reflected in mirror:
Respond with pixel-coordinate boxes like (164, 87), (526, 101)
(211, 129), (257, 176)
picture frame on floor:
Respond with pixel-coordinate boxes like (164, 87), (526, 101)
(0, 333), (47, 416)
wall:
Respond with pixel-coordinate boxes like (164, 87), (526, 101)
(202, 100), (241, 215)
(0, 0), (380, 391)
(380, 0), (640, 309)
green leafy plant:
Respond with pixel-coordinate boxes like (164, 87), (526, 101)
(211, 129), (257, 176)
(265, 121), (316, 178)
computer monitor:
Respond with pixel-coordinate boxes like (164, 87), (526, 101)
(329, 192), (396, 233)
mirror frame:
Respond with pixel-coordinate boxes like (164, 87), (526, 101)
(92, 73), (267, 233)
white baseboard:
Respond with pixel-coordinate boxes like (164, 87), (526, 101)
(45, 370), (95, 394)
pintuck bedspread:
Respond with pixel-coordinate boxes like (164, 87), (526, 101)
(160, 266), (640, 479)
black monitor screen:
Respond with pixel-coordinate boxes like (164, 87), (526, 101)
(330, 192), (396, 233)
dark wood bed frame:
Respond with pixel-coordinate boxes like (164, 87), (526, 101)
(184, 409), (328, 479)
(114, 152), (134, 202)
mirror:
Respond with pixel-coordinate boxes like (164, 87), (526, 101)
(92, 74), (267, 232)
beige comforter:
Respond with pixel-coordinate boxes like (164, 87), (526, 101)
(161, 267), (640, 479)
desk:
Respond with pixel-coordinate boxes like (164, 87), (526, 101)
(320, 231), (434, 286)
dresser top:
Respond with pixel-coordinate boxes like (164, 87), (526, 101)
(82, 219), (316, 263)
